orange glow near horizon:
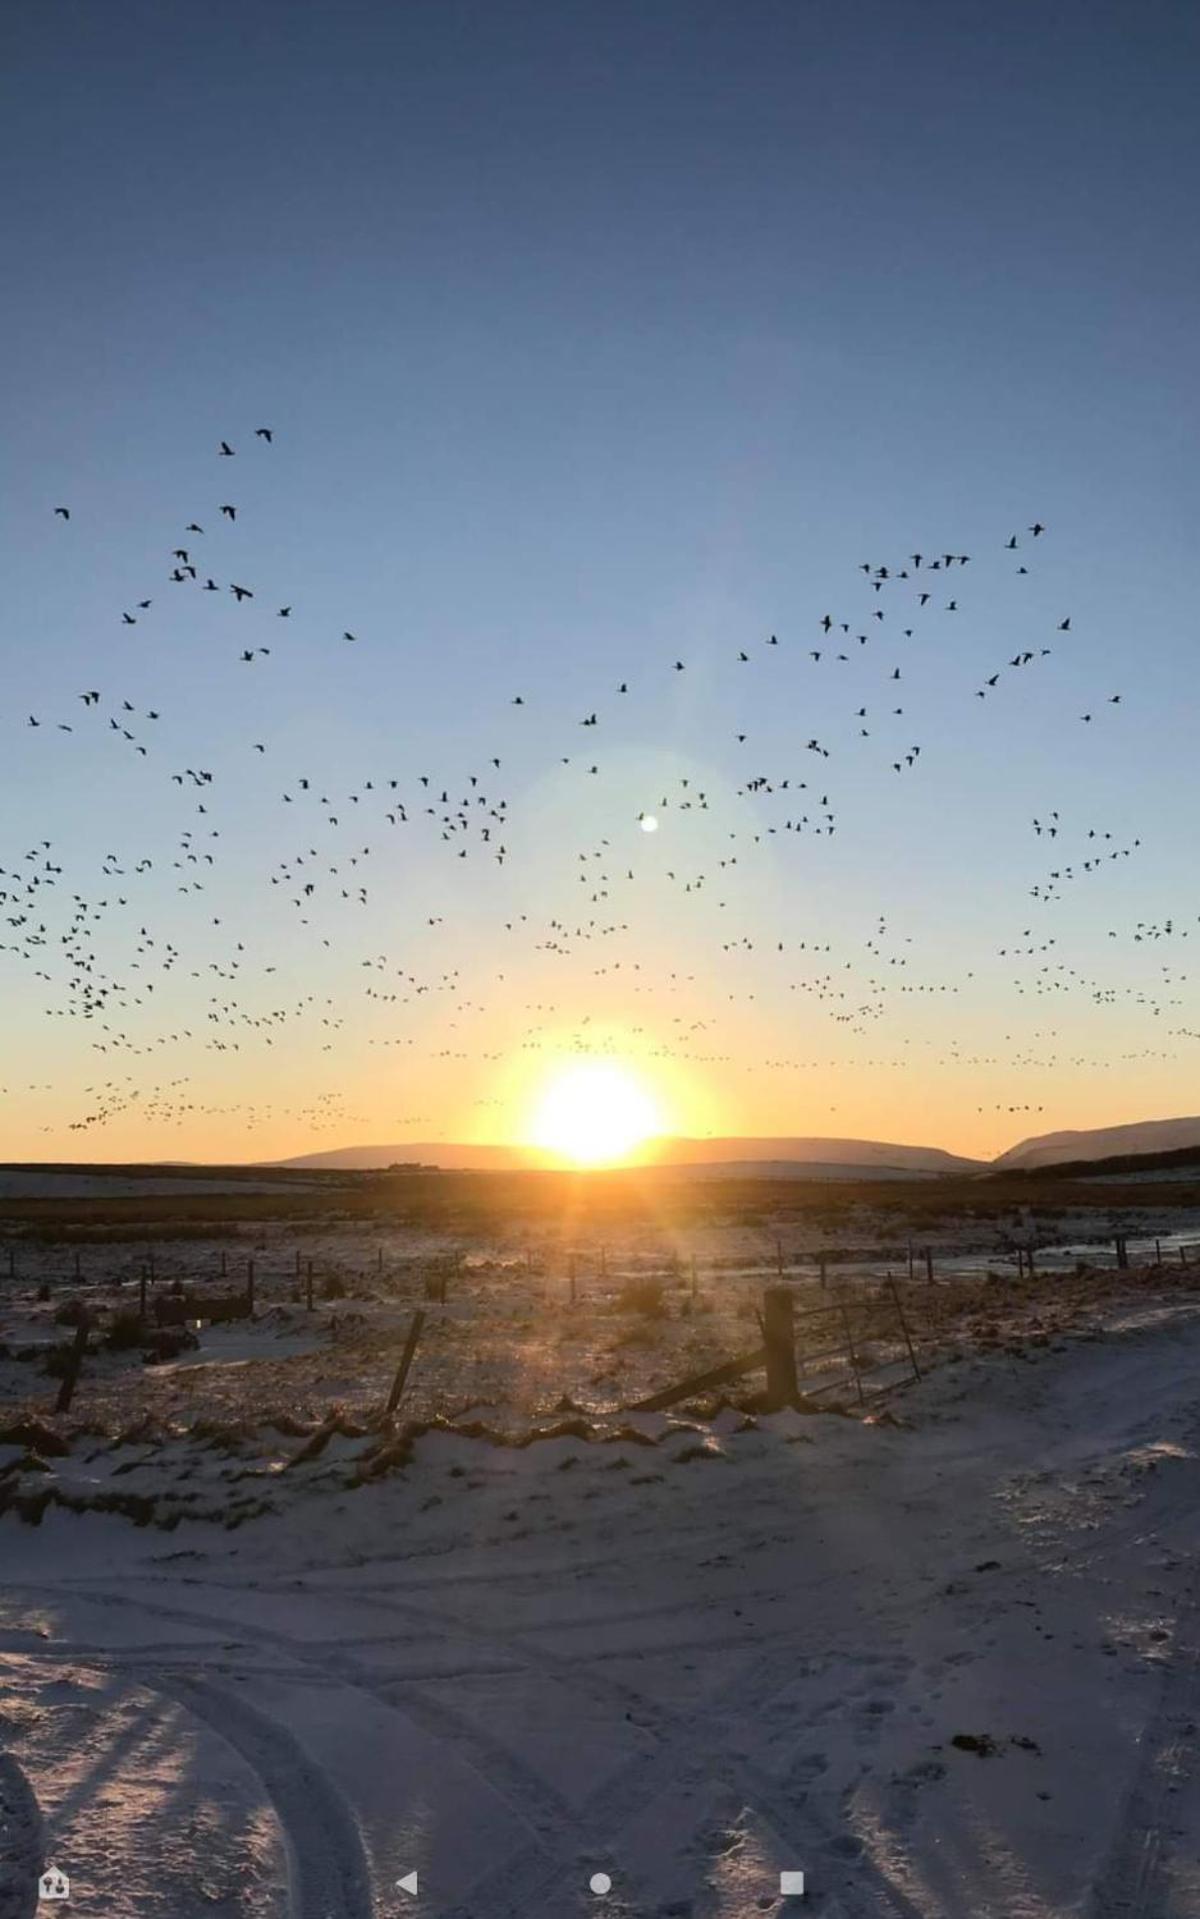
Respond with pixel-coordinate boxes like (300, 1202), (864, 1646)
(526, 1061), (666, 1166)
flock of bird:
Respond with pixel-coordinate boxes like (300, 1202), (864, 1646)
(2, 423), (1190, 1153)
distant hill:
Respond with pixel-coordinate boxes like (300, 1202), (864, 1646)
(642, 1137), (983, 1174)
(269, 1136), (984, 1176)
(269, 1143), (529, 1172)
(994, 1115), (1200, 1173)
(638, 1157), (965, 1182)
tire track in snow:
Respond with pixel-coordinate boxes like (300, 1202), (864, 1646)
(1087, 1559), (1200, 1919)
(12, 1577), (913, 1915)
(156, 1674), (373, 1919)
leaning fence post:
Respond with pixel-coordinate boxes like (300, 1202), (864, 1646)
(55, 1316), (90, 1416)
(762, 1286), (798, 1409)
(837, 1294), (866, 1406)
(887, 1277), (922, 1381)
(384, 1309), (426, 1416)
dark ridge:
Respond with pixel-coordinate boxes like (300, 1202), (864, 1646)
(992, 1142), (1200, 1181)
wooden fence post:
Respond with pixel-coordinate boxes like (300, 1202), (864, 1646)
(55, 1317), (90, 1416)
(384, 1309), (426, 1416)
(924, 1247), (934, 1284)
(762, 1286), (798, 1410)
(1155, 1238), (1162, 1266)
(1115, 1236), (1129, 1270)
(907, 1242), (915, 1283)
(775, 1238), (784, 1277)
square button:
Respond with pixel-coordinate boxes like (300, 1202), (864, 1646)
(780, 1870), (806, 1897)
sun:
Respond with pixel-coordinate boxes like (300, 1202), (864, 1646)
(528, 1061), (663, 1166)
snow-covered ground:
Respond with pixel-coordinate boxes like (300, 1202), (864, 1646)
(3, 1298), (1200, 1918)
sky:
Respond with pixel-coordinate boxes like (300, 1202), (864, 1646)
(2, 0), (1199, 1164)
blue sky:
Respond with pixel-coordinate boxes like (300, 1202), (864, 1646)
(3, 0), (1199, 1160)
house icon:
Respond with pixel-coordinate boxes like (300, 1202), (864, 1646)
(38, 1866), (70, 1902)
